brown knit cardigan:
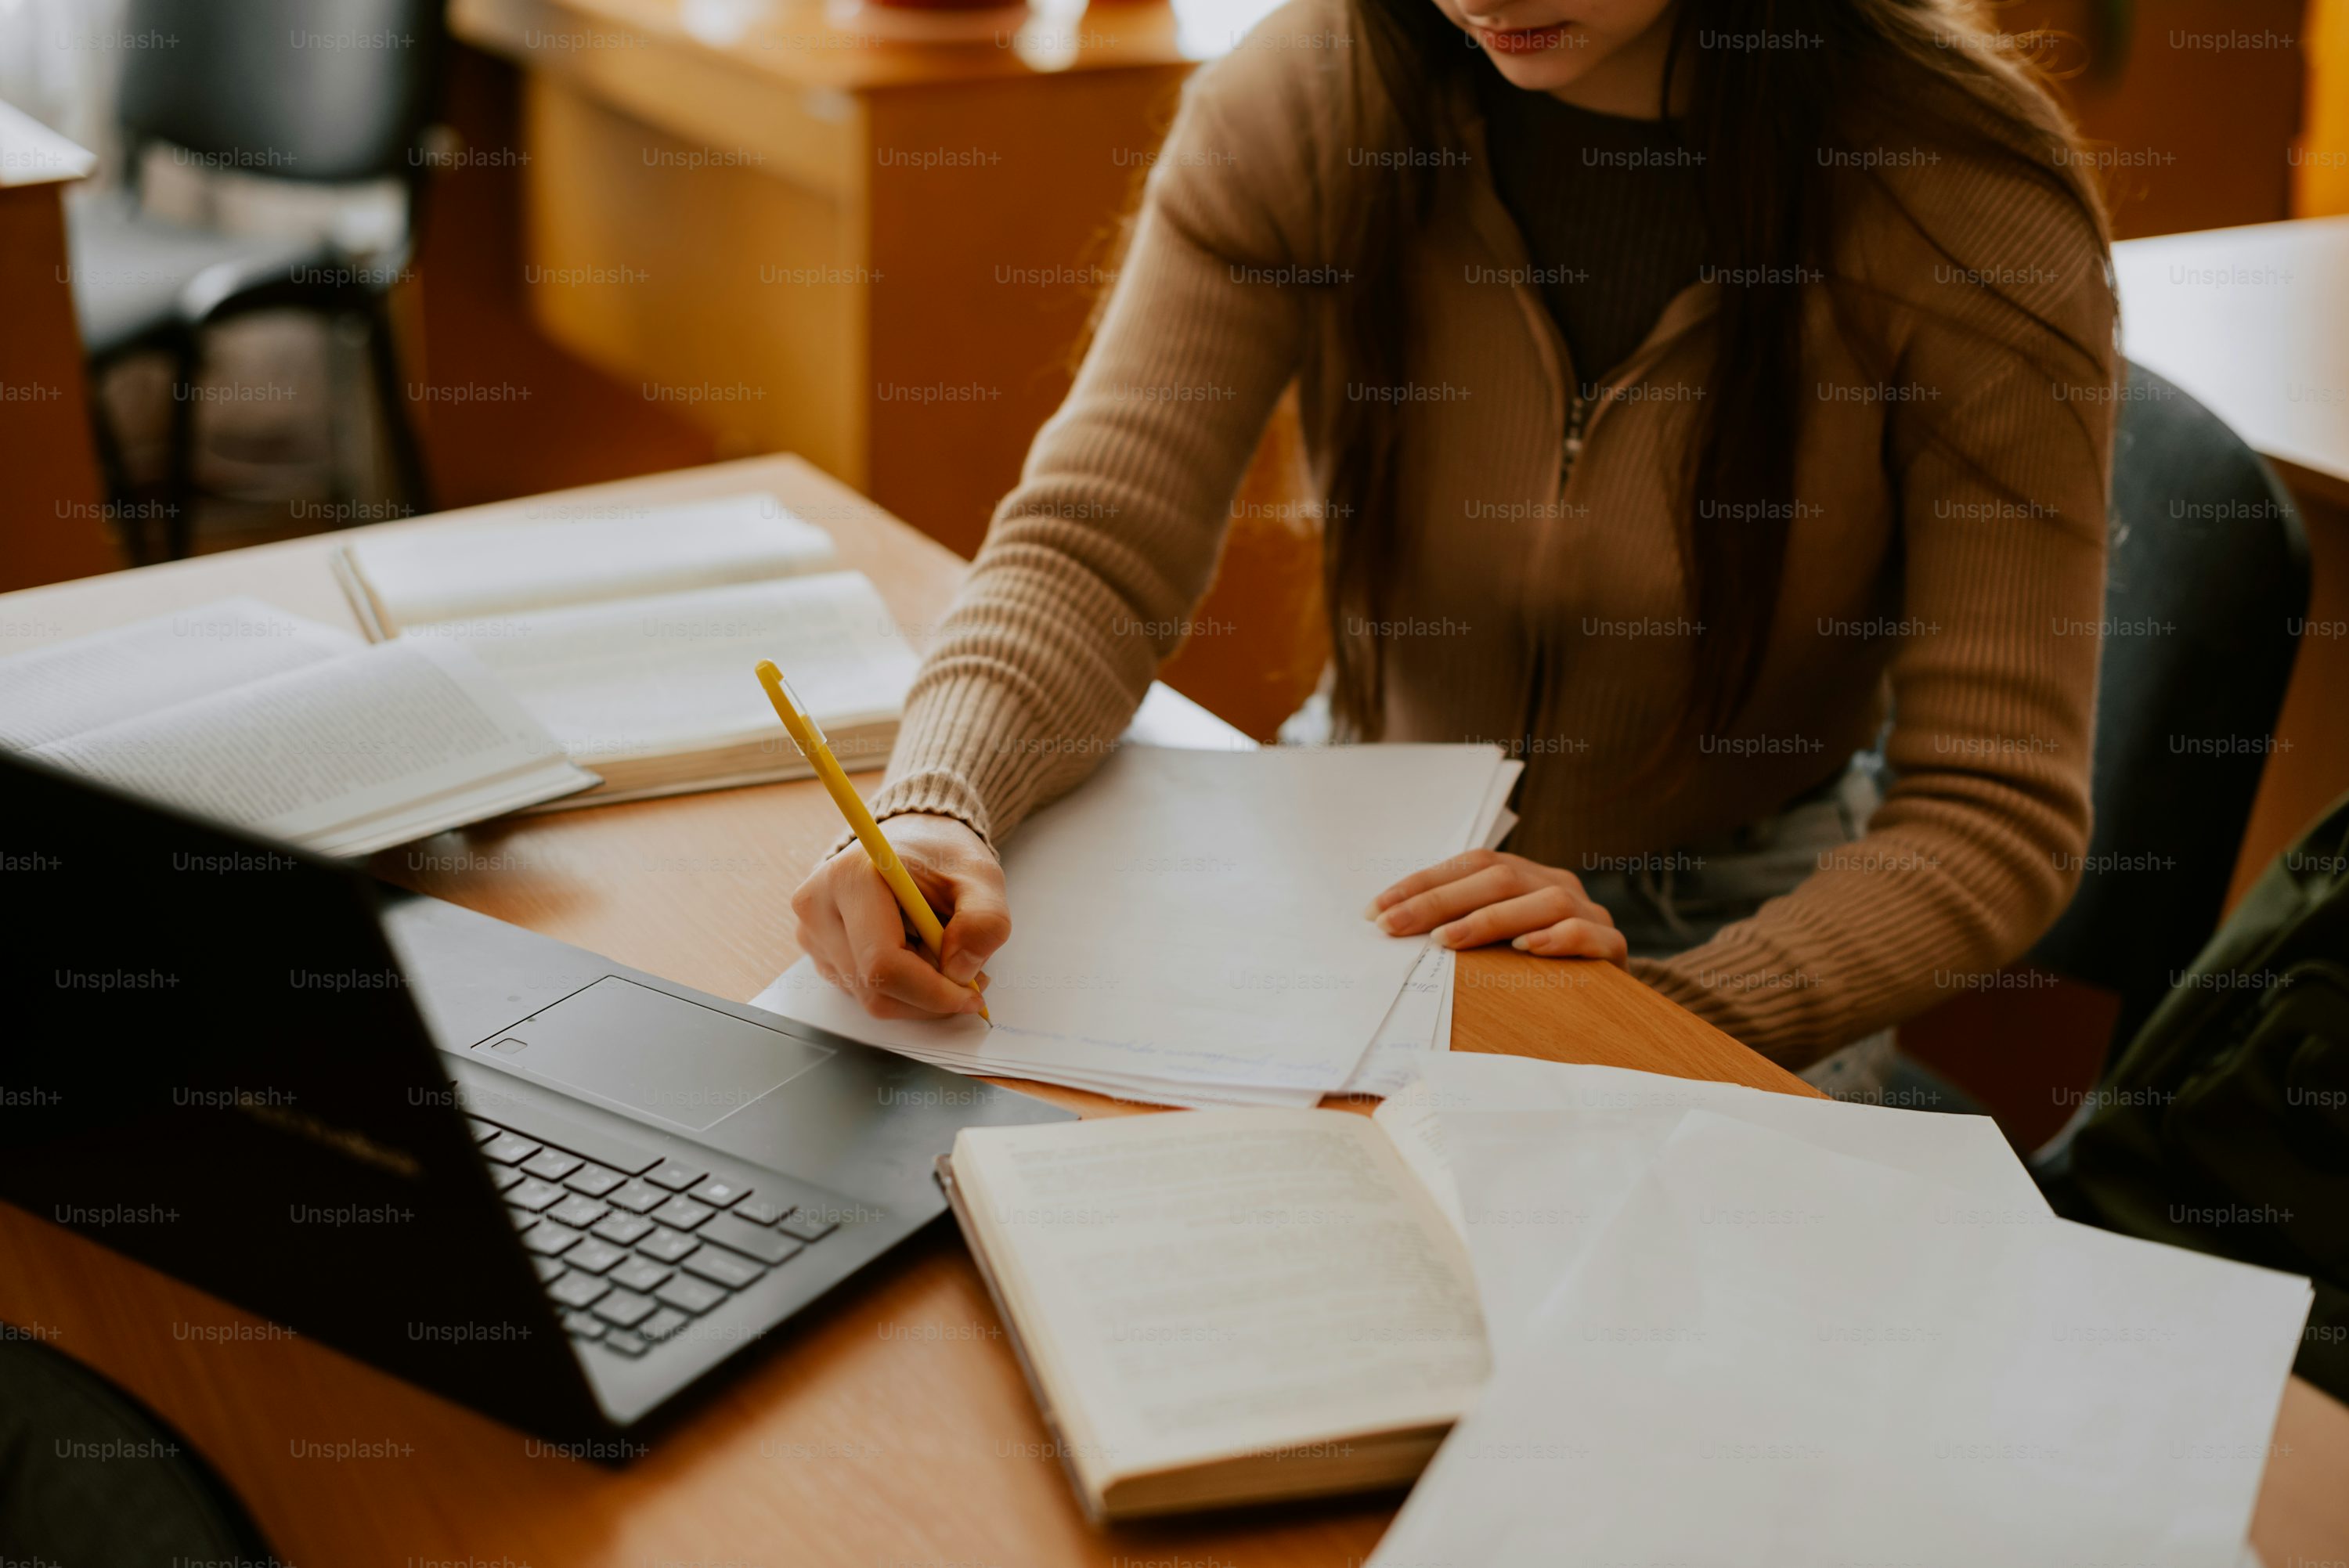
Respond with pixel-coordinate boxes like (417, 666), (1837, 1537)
(860, 0), (2121, 1065)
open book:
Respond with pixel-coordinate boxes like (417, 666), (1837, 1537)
(939, 1104), (1485, 1522)
(0, 598), (594, 856)
(330, 492), (918, 804)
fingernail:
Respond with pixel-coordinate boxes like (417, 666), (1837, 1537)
(1511, 935), (1532, 951)
(960, 993), (985, 1015)
(1377, 910), (1404, 934)
(944, 951), (981, 983)
(1362, 899), (1382, 920)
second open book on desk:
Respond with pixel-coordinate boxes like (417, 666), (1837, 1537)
(331, 490), (919, 805)
(0, 597), (591, 856)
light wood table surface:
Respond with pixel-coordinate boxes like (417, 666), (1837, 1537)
(441, 0), (1274, 558)
(1, 454), (2340, 1566)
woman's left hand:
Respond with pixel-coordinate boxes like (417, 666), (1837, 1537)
(1367, 849), (1629, 967)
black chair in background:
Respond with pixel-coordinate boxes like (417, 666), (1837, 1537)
(2024, 360), (2310, 1151)
(72, 0), (446, 561)
(1878, 362), (2308, 1128)
(0, 1333), (280, 1564)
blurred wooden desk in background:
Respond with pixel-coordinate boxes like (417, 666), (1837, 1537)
(444, 0), (1264, 560)
(428, 0), (1330, 739)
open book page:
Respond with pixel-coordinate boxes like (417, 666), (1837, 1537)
(342, 492), (838, 631)
(31, 640), (592, 856)
(1373, 1113), (2311, 1568)
(418, 572), (917, 767)
(955, 1110), (1488, 1484)
(0, 597), (360, 748)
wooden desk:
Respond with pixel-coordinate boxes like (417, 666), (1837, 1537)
(0, 454), (2340, 1566)
(0, 99), (114, 593)
(431, 0), (1337, 741)
(442, 0), (1265, 560)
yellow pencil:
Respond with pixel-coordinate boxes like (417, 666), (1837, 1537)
(755, 660), (988, 1022)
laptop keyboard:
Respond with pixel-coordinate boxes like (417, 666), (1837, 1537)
(466, 1113), (836, 1360)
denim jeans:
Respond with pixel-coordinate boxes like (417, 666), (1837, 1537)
(1576, 756), (1898, 1098)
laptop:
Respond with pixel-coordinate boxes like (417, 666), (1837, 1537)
(0, 752), (1072, 1445)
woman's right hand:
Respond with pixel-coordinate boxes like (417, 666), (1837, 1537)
(789, 813), (1009, 1019)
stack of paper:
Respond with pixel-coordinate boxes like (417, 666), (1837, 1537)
(1369, 1054), (2312, 1567)
(755, 739), (1517, 1108)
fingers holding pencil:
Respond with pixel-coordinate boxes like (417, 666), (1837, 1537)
(760, 661), (1001, 1022)
(791, 816), (1006, 1020)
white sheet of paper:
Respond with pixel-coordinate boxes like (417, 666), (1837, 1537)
(1372, 1112), (2312, 1568)
(878, 1045), (1328, 1110)
(757, 745), (1503, 1098)
(1326, 759), (1513, 1098)
(1410, 1054), (2048, 1364)
(1120, 682), (1257, 751)
(1470, 762), (1523, 854)
(1341, 946), (1456, 1098)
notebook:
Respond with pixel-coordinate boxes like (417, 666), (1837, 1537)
(0, 598), (593, 856)
(330, 492), (920, 803)
(936, 1105), (1488, 1522)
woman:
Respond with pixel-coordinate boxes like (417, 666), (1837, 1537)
(790, 0), (2119, 1080)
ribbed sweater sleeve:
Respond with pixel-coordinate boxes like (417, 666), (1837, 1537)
(861, 41), (1319, 845)
(1633, 162), (2120, 1062)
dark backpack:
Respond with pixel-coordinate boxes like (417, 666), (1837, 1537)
(2055, 791), (2349, 1399)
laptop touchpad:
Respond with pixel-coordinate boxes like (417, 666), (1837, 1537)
(476, 976), (833, 1133)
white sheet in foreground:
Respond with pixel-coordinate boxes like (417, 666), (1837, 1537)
(1371, 1112), (2311, 1568)
(1407, 1054), (2048, 1364)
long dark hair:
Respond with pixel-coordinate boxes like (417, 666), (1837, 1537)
(1324, 0), (2113, 764)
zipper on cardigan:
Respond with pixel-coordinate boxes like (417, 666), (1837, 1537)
(1561, 387), (1590, 491)
(1529, 385), (1587, 771)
